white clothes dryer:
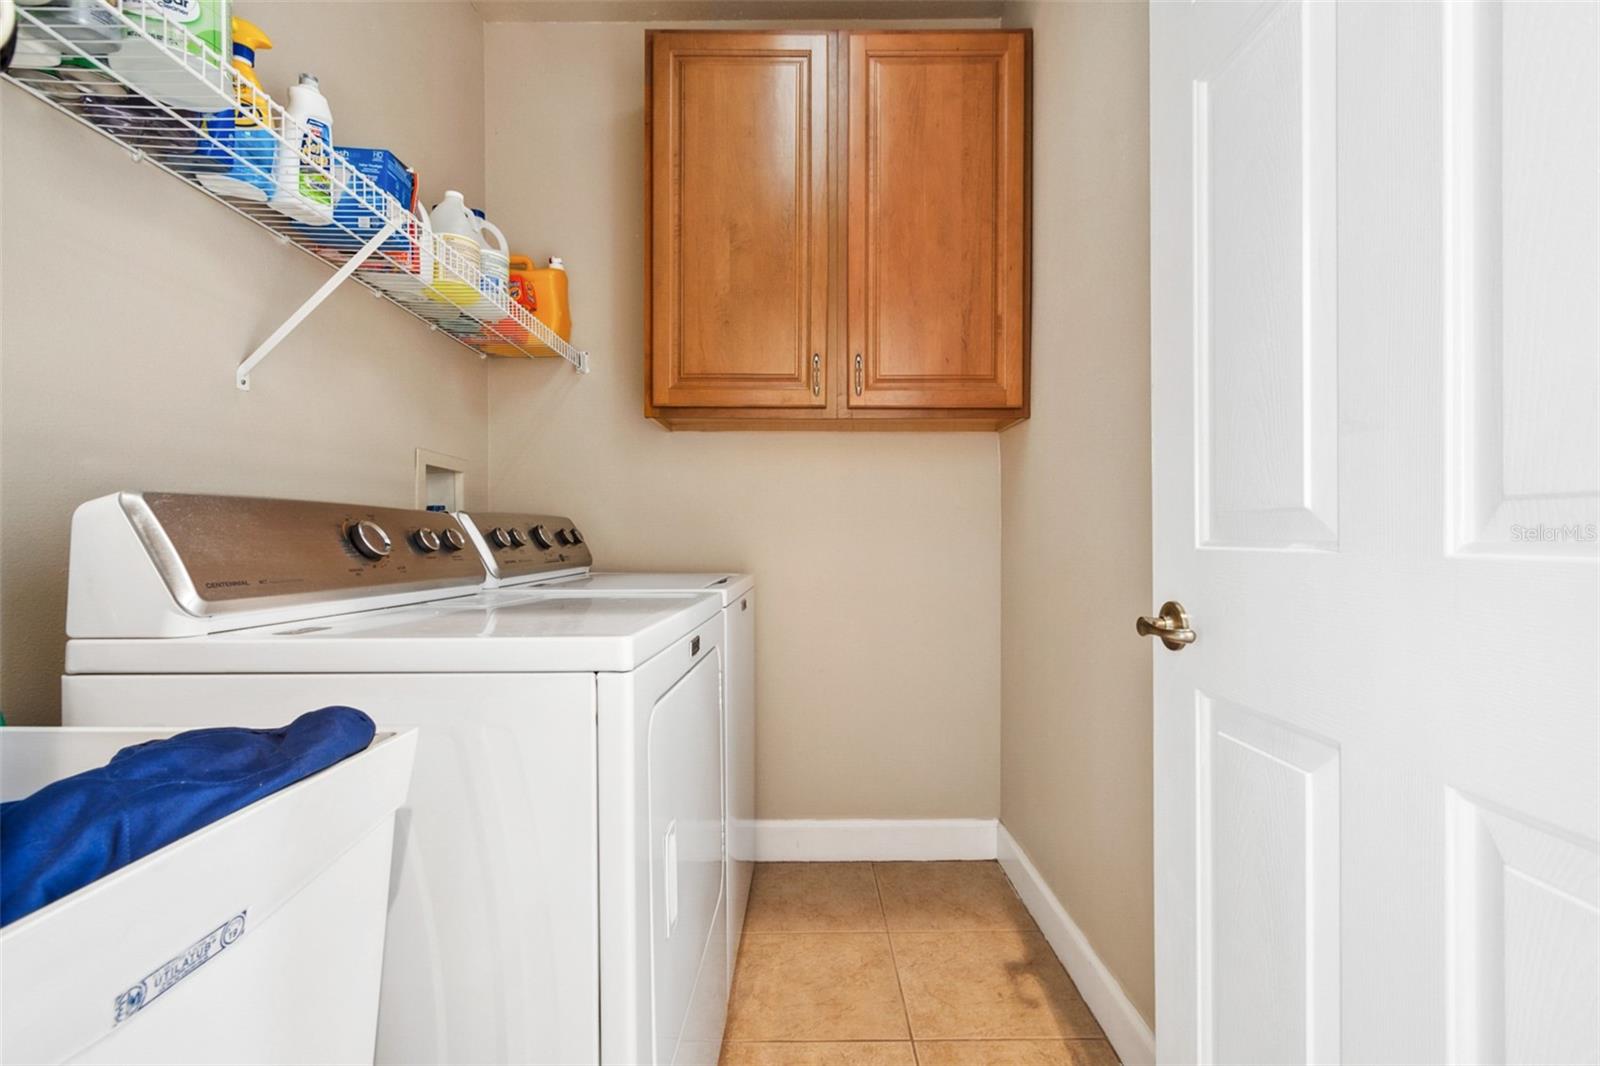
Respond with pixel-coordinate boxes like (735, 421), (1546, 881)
(457, 511), (756, 978)
(60, 492), (730, 1066)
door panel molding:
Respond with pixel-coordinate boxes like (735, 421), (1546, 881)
(1442, 0), (1600, 559)
(1446, 790), (1600, 1065)
(1196, 694), (1341, 1066)
(1192, 0), (1338, 550)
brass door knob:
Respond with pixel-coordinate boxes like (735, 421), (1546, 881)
(1137, 601), (1195, 650)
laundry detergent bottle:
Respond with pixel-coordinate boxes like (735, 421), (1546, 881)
(111, 0), (231, 110)
(195, 17), (275, 202)
(269, 73), (336, 226)
(526, 257), (572, 355)
(425, 191), (482, 307)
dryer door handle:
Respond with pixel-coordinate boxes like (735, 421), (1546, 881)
(664, 820), (679, 935)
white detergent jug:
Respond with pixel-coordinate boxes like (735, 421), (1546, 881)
(426, 191), (481, 307)
(366, 202), (434, 302)
(469, 216), (509, 318)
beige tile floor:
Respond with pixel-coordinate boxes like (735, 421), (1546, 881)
(721, 862), (1120, 1066)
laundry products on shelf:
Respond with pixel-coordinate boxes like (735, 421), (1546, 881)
(195, 16), (273, 202)
(110, 0), (230, 109)
(269, 72), (336, 226)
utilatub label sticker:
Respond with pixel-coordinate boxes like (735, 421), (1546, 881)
(114, 912), (247, 1025)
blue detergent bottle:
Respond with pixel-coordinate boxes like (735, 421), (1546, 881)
(196, 18), (277, 202)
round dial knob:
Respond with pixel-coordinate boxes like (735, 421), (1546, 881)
(439, 527), (466, 552)
(554, 528), (573, 547)
(567, 527), (584, 546)
(348, 520), (392, 561)
(490, 526), (514, 549)
(508, 527), (528, 548)
(530, 524), (553, 550)
(413, 527), (442, 553)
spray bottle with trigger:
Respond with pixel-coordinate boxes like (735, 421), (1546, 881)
(196, 17), (276, 202)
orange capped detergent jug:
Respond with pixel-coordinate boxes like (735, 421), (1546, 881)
(495, 255), (572, 358)
(481, 254), (535, 357)
(528, 258), (572, 354)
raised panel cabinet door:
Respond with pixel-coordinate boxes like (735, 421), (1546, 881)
(648, 32), (830, 409)
(847, 31), (1028, 410)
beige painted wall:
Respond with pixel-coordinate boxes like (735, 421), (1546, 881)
(0, 1), (490, 725)
(999, 0), (1155, 1027)
(482, 19), (1003, 820)
(2, 18), (1156, 1025)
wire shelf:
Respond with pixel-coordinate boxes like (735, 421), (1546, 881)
(3, 0), (589, 385)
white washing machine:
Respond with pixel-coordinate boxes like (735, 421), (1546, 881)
(59, 492), (731, 1066)
(456, 511), (756, 980)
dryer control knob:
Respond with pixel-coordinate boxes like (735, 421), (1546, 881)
(555, 528), (573, 546)
(440, 528), (467, 552)
(490, 527), (514, 549)
(508, 527), (528, 548)
(413, 527), (442, 553)
(567, 527), (584, 546)
(530, 524), (553, 550)
(348, 520), (392, 561)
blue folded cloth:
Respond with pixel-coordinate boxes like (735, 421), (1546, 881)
(0, 707), (376, 926)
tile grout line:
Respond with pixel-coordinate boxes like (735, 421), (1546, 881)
(872, 862), (919, 1065)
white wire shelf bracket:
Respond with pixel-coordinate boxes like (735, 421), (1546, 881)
(3, 1), (591, 388)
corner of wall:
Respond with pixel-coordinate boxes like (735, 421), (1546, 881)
(994, 0), (1156, 1030)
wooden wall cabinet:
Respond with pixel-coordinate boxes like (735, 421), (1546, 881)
(646, 29), (1030, 430)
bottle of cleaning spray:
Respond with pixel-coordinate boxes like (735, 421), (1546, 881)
(269, 73), (336, 226)
(196, 17), (275, 201)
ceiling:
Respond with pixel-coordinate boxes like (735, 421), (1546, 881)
(471, 0), (1004, 23)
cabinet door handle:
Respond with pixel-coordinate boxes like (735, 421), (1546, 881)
(854, 353), (863, 397)
(812, 352), (821, 396)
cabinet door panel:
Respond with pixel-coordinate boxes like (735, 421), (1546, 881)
(649, 33), (830, 408)
(848, 32), (1027, 409)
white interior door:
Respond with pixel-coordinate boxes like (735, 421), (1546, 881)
(1150, 2), (1599, 1063)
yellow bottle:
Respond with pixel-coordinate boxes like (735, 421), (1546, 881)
(228, 18), (272, 127)
(526, 257), (572, 356)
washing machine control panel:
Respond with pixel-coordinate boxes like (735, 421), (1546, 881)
(457, 511), (593, 581)
(116, 492), (488, 616)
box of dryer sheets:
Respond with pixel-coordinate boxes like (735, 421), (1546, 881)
(336, 147), (416, 242)
(0, 726), (417, 1065)
(303, 147), (419, 269)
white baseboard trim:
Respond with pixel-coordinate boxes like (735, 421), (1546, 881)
(752, 819), (998, 861)
(997, 824), (1156, 1066)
